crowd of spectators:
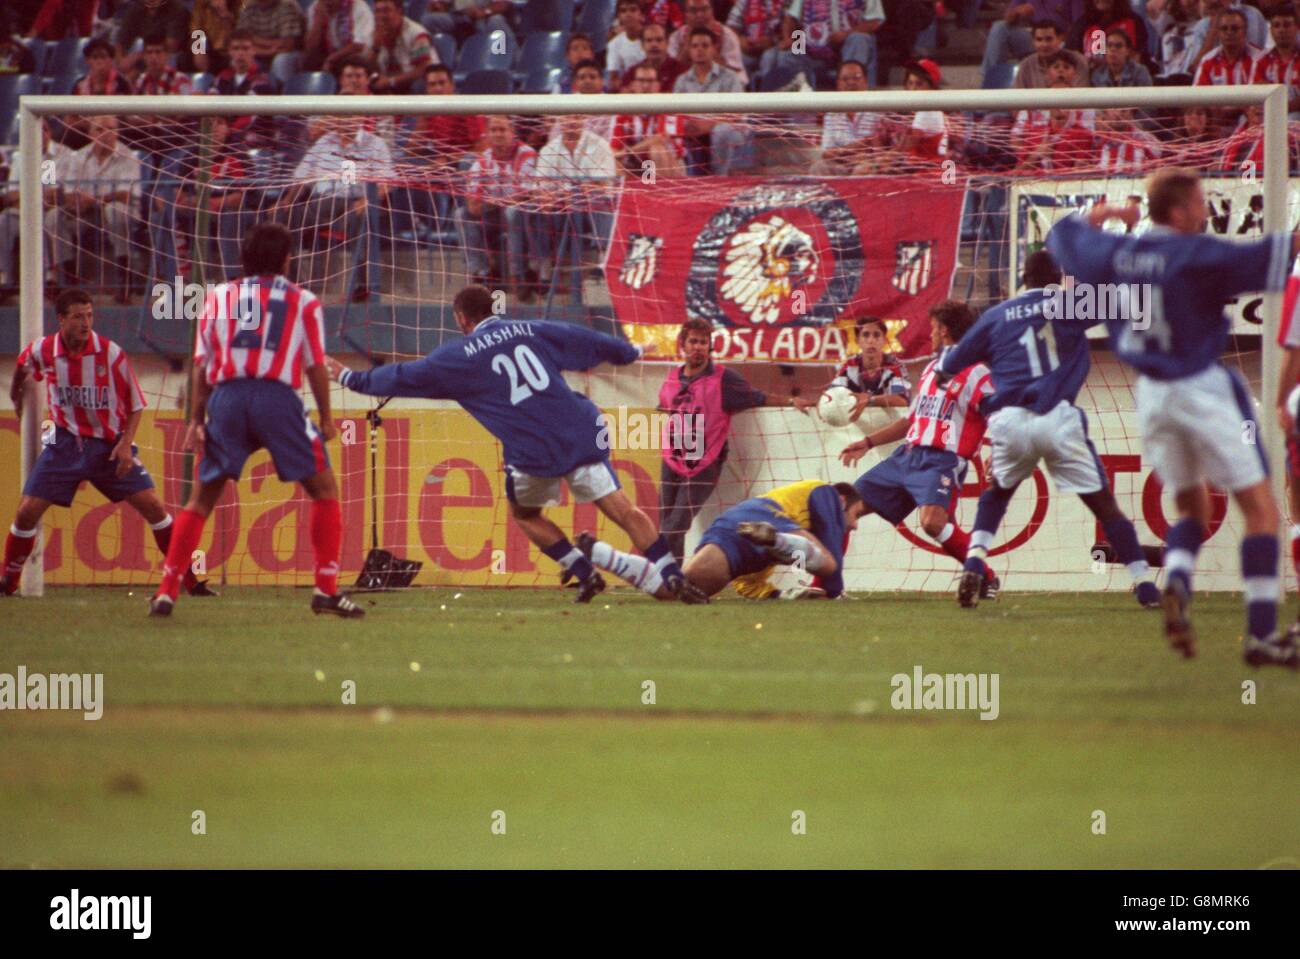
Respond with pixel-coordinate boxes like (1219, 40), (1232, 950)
(1, 0), (1298, 303)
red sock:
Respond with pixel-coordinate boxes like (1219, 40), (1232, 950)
(937, 523), (970, 565)
(1291, 531), (1300, 582)
(310, 498), (342, 595)
(151, 518), (198, 592)
(3, 528), (38, 593)
(157, 509), (207, 601)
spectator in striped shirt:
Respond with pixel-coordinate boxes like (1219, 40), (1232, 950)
(460, 115), (541, 299)
(1219, 102), (1300, 174)
(612, 63), (686, 179)
(1094, 108), (1161, 172)
(725, 0), (785, 78)
(63, 37), (133, 147)
(125, 32), (194, 149)
(3, 289), (213, 598)
(149, 223), (361, 618)
(370, 0), (435, 93)
(1089, 27), (1151, 85)
(811, 60), (881, 175)
(1015, 100), (1097, 173)
(794, 316), (911, 417)
(1192, 7), (1260, 85)
(1252, 6), (1300, 117)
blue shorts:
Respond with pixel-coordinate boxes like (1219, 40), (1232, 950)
(23, 427), (155, 508)
(853, 445), (966, 526)
(199, 379), (329, 484)
(697, 499), (802, 579)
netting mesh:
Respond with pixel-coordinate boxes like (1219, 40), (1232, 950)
(7, 101), (1287, 592)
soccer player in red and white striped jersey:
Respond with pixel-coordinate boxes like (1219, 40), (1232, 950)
(611, 63), (685, 179)
(3, 289), (210, 596)
(149, 223), (359, 618)
(838, 301), (1000, 597)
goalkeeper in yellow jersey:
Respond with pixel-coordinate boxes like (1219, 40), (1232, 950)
(577, 480), (866, 601)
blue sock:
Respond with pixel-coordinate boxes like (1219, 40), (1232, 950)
(1102, 516), (1153, 582)
(1165, 518), (1203, 594)
(1241, 534), (1279, 641)
(965, 484), (1014, 577)
(542, 538), (595, 582)
(645, 536), (684, 582)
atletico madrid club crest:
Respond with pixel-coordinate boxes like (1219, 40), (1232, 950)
(893, 241), (934, 295)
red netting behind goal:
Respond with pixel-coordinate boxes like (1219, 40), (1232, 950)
(6, 102), (1289, 592)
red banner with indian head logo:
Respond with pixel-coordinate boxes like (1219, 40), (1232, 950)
(604, 178), (966, 363)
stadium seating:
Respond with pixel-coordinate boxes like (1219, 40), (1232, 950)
(429, 33), (456, 70)
(284, 72), (338, 97)
(522, 66), (563, 94)
(575, 0), (617, 54)
(516, 31), (568, 84)
(456, 30), (518, 76)
(460, 69), (513, 95)
(44, 36), (89, 86)
(519, 0), (576, 34)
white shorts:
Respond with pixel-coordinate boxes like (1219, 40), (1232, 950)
(505, 460), (620, 509)
(987, 400), (1106, 494)
(1136, 364), (1267, 494)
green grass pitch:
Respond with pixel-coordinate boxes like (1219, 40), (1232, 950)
(2, 586), (1299, 868)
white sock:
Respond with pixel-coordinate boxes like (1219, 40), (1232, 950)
(149, 514), (173, 531)
(771, 532), (830, 573)
(591, 541), (663, 595)
(1127, 560), (1154, 584)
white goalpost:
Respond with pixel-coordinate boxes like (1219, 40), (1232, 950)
(13, 84), (1294, 596)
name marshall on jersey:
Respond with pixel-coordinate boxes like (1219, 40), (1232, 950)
(52, 384), (112, 409)
(462, 320), (534, 356)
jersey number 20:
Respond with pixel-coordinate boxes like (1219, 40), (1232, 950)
(492, 345), (551, 405)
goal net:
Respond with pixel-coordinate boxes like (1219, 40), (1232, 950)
(7, 86), (1292, 594)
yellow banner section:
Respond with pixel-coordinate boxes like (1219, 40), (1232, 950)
(0, 409), (665, 586)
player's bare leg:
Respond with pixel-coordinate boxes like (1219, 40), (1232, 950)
(509, 503), (606, 603)
(584, 490), (707, 603)
(124, 488), (217, 598)
(1162, 484), (1210, 658)
(680, 544), (733, 598)
(299, 469), (364, 618)
(1233, 480), (1298, 668)
(1, 496), (51, 595)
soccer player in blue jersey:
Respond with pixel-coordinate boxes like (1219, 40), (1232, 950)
(579, 479), (865, 601)
(1047, 168), (1300, 667)
(939, 250), (1160, 610)
(327, 285), (702, 604)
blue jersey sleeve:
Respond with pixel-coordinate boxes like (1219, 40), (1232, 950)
(536, 322), (641, 372)
(1187, 232), (1293, 299)
(806, 483), (848, 599)
(1046, 212), (1124, 284)
(341, 351), (460, 400)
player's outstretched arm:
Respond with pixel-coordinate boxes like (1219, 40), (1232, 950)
(325, 353), (450, 400)
(539, 323), (643, 373)
(840, 416), (910, 466)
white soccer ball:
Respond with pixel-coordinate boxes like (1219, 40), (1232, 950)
(817, 386), (858, 428)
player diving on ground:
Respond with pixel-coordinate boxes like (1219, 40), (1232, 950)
(578, 479), (866, 600)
